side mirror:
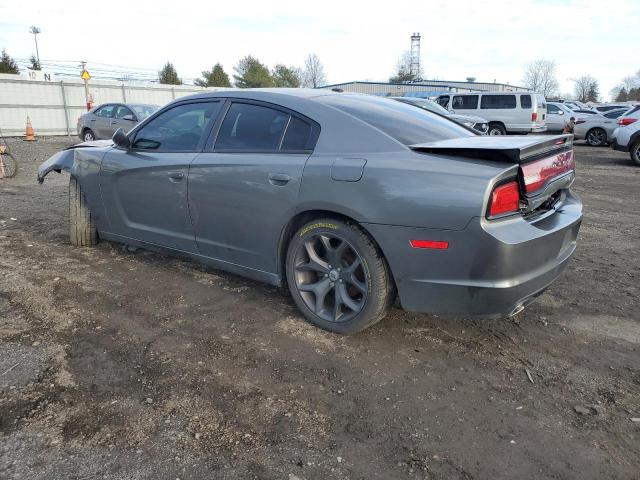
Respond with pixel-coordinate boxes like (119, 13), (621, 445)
(558, 110), (565, 115)
(112, 128), (131, 149)
(122, 114), (135, 121)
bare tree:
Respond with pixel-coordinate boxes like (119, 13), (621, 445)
(522, 59), (559, 97)
(610, 69), (640, 100)
(302, 53), (327, 88)
(573, 75), (599, 102)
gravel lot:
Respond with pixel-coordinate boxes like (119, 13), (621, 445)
(0, 136), (639, 480)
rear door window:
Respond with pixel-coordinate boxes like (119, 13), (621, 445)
(520, 95), (532, 108)
(215, 103), (290, 151)
(281, 116), (313, 151)
(480, 95), (516, 109)
(114, 105), (134, 119)
(452, 95), (478, 109)
(132, 101), (220, 151)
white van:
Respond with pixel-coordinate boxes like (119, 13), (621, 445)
(435, 92), (547, 135)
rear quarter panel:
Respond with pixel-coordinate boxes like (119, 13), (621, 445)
(298, 151), (515, 231)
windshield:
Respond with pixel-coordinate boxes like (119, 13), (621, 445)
(405, 99), (450, 115)
(318, 95), (474, 146)
(131, 104), (159, 119)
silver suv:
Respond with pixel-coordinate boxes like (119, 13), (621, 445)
(610, 106), (640, 166)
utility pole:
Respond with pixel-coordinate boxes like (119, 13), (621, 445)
(29, 26), (41, 66)
(80, 61), (92, 110)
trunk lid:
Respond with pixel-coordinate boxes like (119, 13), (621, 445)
(410, 134), (575, 217)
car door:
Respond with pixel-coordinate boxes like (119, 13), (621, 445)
(188, 100), (319, 274)
(92, 104), (116, 139)
(99, 100), (222, 252)
(546, 104), (564, 132)
(111, 105), (138, 136)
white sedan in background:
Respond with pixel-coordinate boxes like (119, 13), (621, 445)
(573, 109), (629, 146)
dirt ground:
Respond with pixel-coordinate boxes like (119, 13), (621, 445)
(0, 136), (638, 480)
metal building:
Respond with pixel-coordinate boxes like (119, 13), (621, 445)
(318, 80), (528, 97)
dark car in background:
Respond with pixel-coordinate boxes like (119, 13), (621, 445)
(391, 96), (489, 133)
(77, 103), (159, 141)
(40, 90), (581, 334)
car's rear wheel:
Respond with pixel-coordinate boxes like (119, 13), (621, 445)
(82, 129), (95, 142)
(286, 218), (394, 334)
(586, 128), (607, 146)
(631, 141), (640, 166)
(69, 176), (98, 247)
(488, 123), (506, 135)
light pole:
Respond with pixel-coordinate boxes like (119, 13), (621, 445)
(29, 26), (41, 67)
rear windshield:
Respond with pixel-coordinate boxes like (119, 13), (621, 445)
(317, 94), (474, 146)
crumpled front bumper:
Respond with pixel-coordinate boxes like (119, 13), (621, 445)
(364, 191), (582, 317)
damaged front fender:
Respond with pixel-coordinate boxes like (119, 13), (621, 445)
(37, 149), (76, 183)
(37, 140), (113, 184)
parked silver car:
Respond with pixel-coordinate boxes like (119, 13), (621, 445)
(77, 103), (159, 141)
(573, 109), (628, 146)
(546, 101), (575, 133)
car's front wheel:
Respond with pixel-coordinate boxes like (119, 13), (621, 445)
(82, 129), (95, 142)
(69, 176), (98, 247)
(586, 128), (607, 146)
(286, 218), (395, 334)
(488, 123), (506, 135)
(631, 141), (640, 166)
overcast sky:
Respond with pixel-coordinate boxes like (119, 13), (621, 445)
(1, 0), (639, 99)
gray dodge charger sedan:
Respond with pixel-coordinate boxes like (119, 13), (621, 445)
(38, 89), (582, 334)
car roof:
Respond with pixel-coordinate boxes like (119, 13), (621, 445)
(178, 88), (344, 102)
(446, 91), (538, 96)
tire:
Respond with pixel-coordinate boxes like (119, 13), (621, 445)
(69, 176), (98, 247)
(586, 128), (607, 146)
(488, 123), (506, 136)
(0, 153), (18, 178)
(631, 141), (640, 166)
(82, 129), (96, 142)
(286, 218), (395, 335)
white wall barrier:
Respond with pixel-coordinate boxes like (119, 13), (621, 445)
(0, 73), (229, 136)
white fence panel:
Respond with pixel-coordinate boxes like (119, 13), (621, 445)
(0, 73), (230, 136)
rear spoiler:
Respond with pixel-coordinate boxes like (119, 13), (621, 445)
(410, 134), (573, 164)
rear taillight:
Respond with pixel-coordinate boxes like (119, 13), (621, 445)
(531, 112), (538, 122)
(618, 118), (637, 126)
(488, 181), (520, 217)
(521, 150), (575, 194)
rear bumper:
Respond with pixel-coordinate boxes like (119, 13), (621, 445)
(610, 137), (628, 152)
(364, 191), (582, 317)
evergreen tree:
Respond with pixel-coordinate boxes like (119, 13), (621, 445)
(272, 64), (301, 88)
(158, 62), (182, 85)
(195, 63), (231, 87)
(29, 54), (41, 70)
(233, 56), (274, 88)
(0, 49), (19, 74)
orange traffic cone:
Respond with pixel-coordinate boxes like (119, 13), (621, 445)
(24, 116), (36, 141)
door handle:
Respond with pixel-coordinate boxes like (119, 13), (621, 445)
(167, 171), (184, 182)
(90, 119), (96, 122)
(110, 121), (118, 125)
(268, 172), (291, 186)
